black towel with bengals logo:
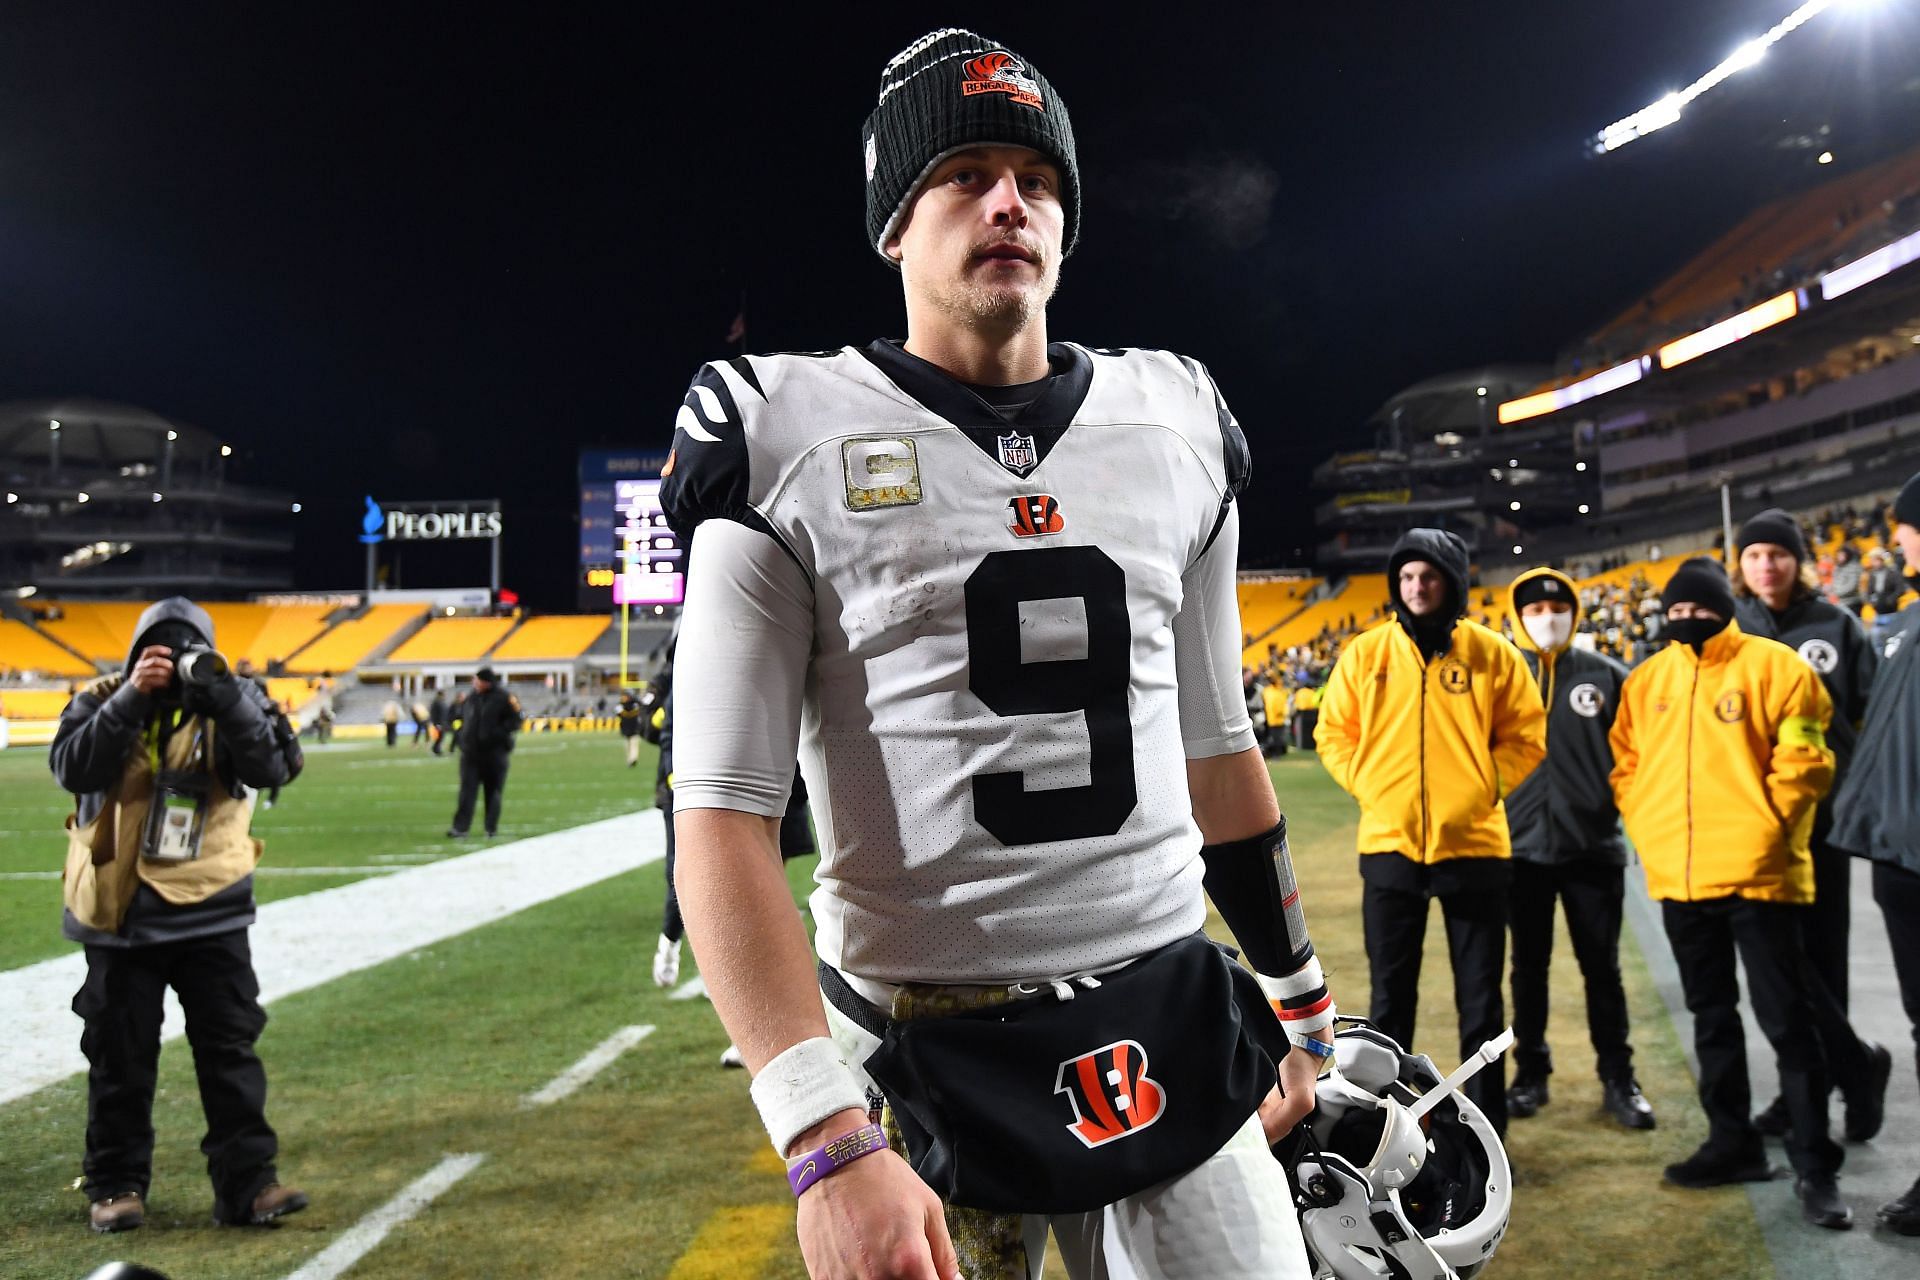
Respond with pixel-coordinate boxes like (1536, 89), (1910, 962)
(861, 933), (1289, 1213)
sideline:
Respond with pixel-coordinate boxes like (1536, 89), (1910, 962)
(1622, 860), (1920, 1278)
(281, 1152), (487, 1280)
(0, 812), (663, 1107)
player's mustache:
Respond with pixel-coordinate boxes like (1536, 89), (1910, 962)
(970, 234), (1044, 265)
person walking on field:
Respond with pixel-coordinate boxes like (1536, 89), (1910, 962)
(446, 667), (521, 840)
(1316, 528), (1547, 1135)
(661, 29), (1335, 1277)
(1501, 567), (1654, 1131)
(380, 697), (400, 748)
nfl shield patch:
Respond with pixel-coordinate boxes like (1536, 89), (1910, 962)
(996, 431), (1039, 477)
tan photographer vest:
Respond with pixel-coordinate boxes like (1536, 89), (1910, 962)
(63, 676), (263, 932)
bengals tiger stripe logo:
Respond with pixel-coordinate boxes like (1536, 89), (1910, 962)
(961, 51), (1044, 109)
(1055, 1039), (1165, 1148)
(1007, 494), (1064, 538)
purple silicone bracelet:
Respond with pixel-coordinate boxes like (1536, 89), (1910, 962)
(787, 1123), (889, 1197)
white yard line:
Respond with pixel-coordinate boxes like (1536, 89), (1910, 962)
(281, 1153), (486, 1280)
(1, 867), (413, 881)
(669, 975), (708, 1001)
(521, 1025), (655, 1108)
(0, 812), (663, 1106)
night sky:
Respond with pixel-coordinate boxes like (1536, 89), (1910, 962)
(4, 2), (1917, 609)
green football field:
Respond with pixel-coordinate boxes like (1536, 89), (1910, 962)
(0, 738), (1769, 1279)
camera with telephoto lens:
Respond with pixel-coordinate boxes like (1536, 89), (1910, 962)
(170, 644), (230, 687)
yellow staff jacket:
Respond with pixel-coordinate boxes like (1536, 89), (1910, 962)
(1610, 620), (1834, 903)
(1316, 619), (1546, 863)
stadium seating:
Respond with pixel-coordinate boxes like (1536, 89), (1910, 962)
(387, 616), (517, 664)
(1251, 573), (1393, 661)
(287, 604), (426, 674)
(490, 615), (611, 661)
(0, 619), (95, 678)
(37, 602), (150, 666)
(1235, 578), (1320, 651)
(0, 688), (75, 718)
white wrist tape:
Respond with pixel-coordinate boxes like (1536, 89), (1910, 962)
(749, 1036), (870, 1155)
(1255, 956), (1325, 1003)
(1284, 1003), (1337, 1042)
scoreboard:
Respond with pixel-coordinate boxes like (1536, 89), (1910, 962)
(578, 448), (676, 610)
(613, 478), (684, 606)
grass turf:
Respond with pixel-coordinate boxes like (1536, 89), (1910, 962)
(0, 742), (1768, 1278)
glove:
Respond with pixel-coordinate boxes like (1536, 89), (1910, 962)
(184, 674), (245, 719)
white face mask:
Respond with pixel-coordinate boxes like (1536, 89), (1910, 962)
(1522, 612), (1574, 652)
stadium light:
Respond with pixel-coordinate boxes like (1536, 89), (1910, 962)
(1818, 151), (1835, 164)
(17, 585), (36, 598)
(1658, 290), (1802, 368)
(1819, 225), (1920, 299)
(291, 502), (303, 513)
(48, 420), (59, 431)
(1498, 356), (1648, 425)
(1512, 545), (1524, 555)
(1476, 386), (1488, 397)
(165, 429), (178, 442)
(1576, 461), (1588, 471)
(1579, 504), (1592, 514)
(77, 492), (89, 503)
(1510, 500), (1522, 511)
(151, 492), (163, 503)
(1593, 2), (1843, 153)
(5, 492), (17, 503)
(220, 444), (232, 457)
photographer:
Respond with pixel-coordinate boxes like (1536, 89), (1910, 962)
(49, 598), (307, 1234)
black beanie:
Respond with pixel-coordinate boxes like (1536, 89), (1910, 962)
(1735, 507), (1807, 561)
(1896, 472), (1920, 529)
(1661, 557), (1737, 620)
(1511, 572), (1574, 611)
(863, 29), (1080, 268)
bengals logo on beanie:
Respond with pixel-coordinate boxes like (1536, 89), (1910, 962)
(862, 29), (1081, 268)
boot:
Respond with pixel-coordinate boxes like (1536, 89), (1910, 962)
(1842, 1041), (1892, 1143)
(1878, 1173), (1920, 1236)
(89, 1192), (144, 1234)
(1602, 1076), (1656, 1131)
(1794, 1175), (1852, 1230)
(220, 1182), (309, 1227)
(1506, 1073), (1549, 1119)
(1663, 1144), (1773, 1188)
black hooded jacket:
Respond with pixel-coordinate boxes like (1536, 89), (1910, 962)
(1832, 600), (1920, 874)
(49, 598), (292, 947)
(1386, 528), (1470, 659)
(1733, 592), (1876, 803)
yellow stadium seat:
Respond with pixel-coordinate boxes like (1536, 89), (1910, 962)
(490, 615), (612, 661)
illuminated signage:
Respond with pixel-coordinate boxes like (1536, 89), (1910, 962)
(1656, 290), (1801, 369)
(614, 478), (684, 607)
(358, 497), (502, 543)
(1498, 357), (1650, 426)
(1820, 226), (1920, 301)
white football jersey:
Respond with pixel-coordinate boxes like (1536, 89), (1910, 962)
(663, 340), (1255, 986)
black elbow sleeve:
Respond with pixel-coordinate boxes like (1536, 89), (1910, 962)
(1199, 816), (1313, 977)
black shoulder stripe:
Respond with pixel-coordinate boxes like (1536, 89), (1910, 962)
(1204, 369), (1251, 498)
(660, 363), (752, 545)
(727, 355), (766, 401)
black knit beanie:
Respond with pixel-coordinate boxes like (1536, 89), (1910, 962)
(863, 29), (1080, 267)
(1661, 557), (1738, 621)
(1511, 571), (1575, 612)
(1735, 507), (1808, 561)
(1896, 472), (1920, 529)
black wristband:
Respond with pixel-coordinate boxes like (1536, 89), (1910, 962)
(1199, 817), (1313, 978)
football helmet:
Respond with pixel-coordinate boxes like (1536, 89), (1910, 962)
(1278, 1020), (1513, 1280)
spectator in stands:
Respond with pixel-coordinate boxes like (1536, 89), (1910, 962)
(380, 697), (401, 748)
(1866, 547), (1906, 650)
(1733, 509), (1888, 1140)
(1316, 529), (1547, 1134)
(1610, 560), (1884, 1228)
(446, 667), (521, 840)
(49, 598), (307, 1233)
(1502, 568), (1654, 1131)
(1831, 471), (1920, 1236)
(1831, 543), (1865, 616)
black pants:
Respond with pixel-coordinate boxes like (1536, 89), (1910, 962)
(1508, 859), (1634, 1083)
(1874, 861), (1920, 1093)
(1804, 836), (1851, 1011)
(72, 931), (278, 1220)
(1661, 897), (1842, 1177)
(385, 723), (397, 747)
(1363, 877), (1509, 1132)
(452, 747), (510, 835)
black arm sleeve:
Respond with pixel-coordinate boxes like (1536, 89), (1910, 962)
(48, 683), (149, 794)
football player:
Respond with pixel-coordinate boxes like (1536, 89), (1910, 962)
(662, 28), (1330, 1280)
